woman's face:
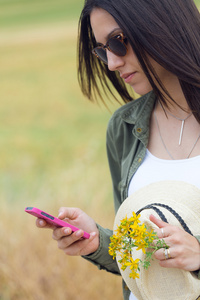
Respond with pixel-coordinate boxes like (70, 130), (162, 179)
(90, 8), (172, 96)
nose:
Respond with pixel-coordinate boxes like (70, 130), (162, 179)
(107, 50), (125, 71)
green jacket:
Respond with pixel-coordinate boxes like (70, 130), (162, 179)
(83, 91), (200, 300)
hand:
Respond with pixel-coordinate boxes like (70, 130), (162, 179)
(149, 214), (200, 272)
(36, 207), (99, 256)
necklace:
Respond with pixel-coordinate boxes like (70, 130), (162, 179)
(154, 109), (200, 159)
(159, 102), (192, 145)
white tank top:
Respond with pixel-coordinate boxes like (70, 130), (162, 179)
(128, 150), (200, 300)
(128, 149), (200, 196)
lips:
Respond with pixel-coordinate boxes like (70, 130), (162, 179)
(121, 72), (136, 83)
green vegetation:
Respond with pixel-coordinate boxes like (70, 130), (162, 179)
(0, 0), (83, 28)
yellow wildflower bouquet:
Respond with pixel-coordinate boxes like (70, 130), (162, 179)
(109, 212), (168, 279)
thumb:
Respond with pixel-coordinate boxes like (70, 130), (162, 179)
(58, 207), (77, 220)
(149, 214), (169, 229)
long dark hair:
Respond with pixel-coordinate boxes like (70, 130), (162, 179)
(77, 0), (200, 121)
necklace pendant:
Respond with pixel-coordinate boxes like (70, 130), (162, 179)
(179, 120), (184, 146)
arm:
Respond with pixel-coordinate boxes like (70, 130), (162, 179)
(82, 116), (125, 274)
(82, 224), (120, 274)
(36, 115), (124, 275)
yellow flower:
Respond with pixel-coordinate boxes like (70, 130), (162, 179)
(129, 257), (140, 270)
(129, 222), (140, 235)
(109, 211), (168, 280)
(136, 223), (147, 238)
(119, 251), (131, 265)
(135, 240), (148, 253)
(117, 216), (130, 234)
(129, 270), (140, 279)
(146, 229), (157, 243)
(129, 212), (141, 224)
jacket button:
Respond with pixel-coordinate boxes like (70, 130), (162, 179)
(138, 158), (142, 163)
(137, 128), (142, 133)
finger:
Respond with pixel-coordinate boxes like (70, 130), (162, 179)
(36, 218), (56, 229)
(149, 214), (169, 229)
(149, 214), (171, 239)
(154, 247), (173, 261)
(156, 227), (170, 239)
(56, 230), (87, 252)
(159, 258), (178, 269)
(52, 226), (73, 241)
(158, 248), (185, 269)
(58, 207), (78, 221)
(58, 231), (97, 256)
(152, 226), (165, 239)
(154, 248), (178, 269)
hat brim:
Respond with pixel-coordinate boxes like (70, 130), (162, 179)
(114, 181), (200, 300)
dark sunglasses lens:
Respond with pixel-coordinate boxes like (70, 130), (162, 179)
(94, 48), (107, 64)
(108, 38), (127, 56)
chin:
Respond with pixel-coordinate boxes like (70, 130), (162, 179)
(131, 86), (153, 96)
(130, 81), (153, 95)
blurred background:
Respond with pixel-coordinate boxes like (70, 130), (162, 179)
(0, 0), (122, 299)
(0, 0), (199, 299)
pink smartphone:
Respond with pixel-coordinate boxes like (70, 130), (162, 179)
(25, 207), (90, 239)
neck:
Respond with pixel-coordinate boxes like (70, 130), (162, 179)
(159, 100), (192, 120)
(159, 84), (191, 119)
(155, 72), (192, 118)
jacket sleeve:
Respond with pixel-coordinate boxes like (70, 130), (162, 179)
(106, 113), (125, 214)
(82, 224), (120, 274)
(193, 235), (200, 279)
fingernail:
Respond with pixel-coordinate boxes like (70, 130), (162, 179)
(75, 230), (83, 238)
(90, 232), (96, 238)
(64, 228), (70, 235)
(58, 212), (63, 218)
(39, 220), (44, 226)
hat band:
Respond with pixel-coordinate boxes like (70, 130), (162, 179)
(136, 203), (193, 236)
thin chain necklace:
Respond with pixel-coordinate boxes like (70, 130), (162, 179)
(159, 102), (192, 145)
(154, 109), (200, 160)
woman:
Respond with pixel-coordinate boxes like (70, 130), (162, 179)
(37, 1), (200, 299)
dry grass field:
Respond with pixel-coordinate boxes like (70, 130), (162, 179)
(0, 0), (199, 299)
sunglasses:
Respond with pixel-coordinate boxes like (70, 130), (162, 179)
(92, 33), (128, 64)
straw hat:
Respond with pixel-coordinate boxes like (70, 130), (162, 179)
(114, 181), (200, 300)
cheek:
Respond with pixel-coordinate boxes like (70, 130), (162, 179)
(130, 74), (153, 95)
(124, 46), (153, 95)
(127, 45), (138, 62)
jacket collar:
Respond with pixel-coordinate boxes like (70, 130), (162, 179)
(121, 91), (156, 124)
(121, 91), (157, 145)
